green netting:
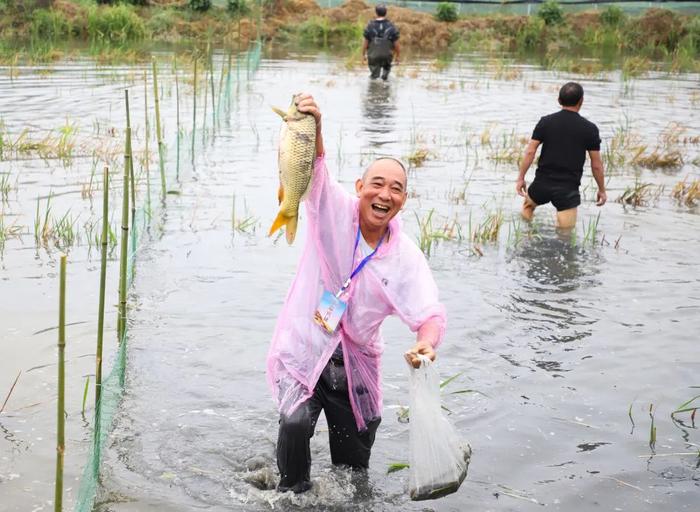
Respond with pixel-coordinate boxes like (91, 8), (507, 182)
(73, 40), (263, 512)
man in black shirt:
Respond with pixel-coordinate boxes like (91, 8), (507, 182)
(516, 82), (607, 229)
(362, 4), (400, 80)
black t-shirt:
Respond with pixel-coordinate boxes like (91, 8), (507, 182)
(363, 19), (399, 43)
(532, 109), (601, 186)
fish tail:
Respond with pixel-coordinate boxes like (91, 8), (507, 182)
(268, 210), (298, 245)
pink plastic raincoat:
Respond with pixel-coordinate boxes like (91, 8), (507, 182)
(267, 156), (446, 431)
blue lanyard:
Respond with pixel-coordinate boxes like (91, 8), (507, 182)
(337, 227), (386, 297)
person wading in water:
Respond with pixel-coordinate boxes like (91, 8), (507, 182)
(362, 4), (400, 80)
(516, 81), (607, 229)
(268, 93), (446, 493)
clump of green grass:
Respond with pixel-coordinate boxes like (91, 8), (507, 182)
(231, 194), (258, 235)
(87, 4), (148, 44)
(0, 213), (22, 253)
(0, 171), (12, 201)
(471, 210), (503, 244)
(415, 209), (461, 258)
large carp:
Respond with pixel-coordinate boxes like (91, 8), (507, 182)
(268, 98), (317, 245)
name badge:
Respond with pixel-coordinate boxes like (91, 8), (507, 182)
(314, 290), (347, 334)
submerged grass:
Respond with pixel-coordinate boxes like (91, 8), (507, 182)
(616, 180), (663, 208)
(671, 178), (700, 207)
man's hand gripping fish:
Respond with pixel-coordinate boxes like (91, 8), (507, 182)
(269, 97), (317, 244)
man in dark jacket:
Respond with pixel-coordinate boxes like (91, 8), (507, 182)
(516, 82), (607, 229)
(362, 4), (400, 80)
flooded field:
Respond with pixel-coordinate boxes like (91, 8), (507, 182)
(1, 50), (699, 511)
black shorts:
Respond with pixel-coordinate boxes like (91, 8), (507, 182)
(527, 180), (581, 211)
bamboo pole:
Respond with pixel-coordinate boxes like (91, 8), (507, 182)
(174, 56), (181, 181)
(143, 70), (151, 213)
(152, 59), (166, 198)
(209, 49), (216, 129)
(202, 45), (209, 145)
(95, 166), (108, 419)
(217, 50), (226, 125)
(117, 91), (131, 343)
(54, 253), (66, 512)
(126, 93), (136, 225)
(191, 57), (197, 164)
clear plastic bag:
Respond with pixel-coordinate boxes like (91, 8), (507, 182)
(408, 355), (471, 501)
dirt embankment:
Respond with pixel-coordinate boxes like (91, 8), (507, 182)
(266, 0), (453, 49)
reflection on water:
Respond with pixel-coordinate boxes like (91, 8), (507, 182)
(361, 79), (396, 149)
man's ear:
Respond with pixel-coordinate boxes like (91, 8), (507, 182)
(355, 178), (363, 197)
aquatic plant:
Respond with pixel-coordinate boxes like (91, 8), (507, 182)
(632, 148), (683, 169)
(231, 194), (258, 234)
(415, 209), (461, 257)
(616, 180), (662, 207)
(0, 171), (11, 201)
(407, 148), (430, 168)
(670, 393), (699, 423)
(471, 210), (503, 244)
(671, 179), (700, 207)
(0, 213), (22, 253)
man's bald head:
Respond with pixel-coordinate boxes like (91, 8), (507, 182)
(362, 157), (408, 189)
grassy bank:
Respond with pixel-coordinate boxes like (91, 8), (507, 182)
(0, 0), (698, 71)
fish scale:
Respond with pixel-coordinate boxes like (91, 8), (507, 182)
(269, 97), (317, 244)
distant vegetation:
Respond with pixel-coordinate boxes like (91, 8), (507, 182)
(0, 0), (697, 72)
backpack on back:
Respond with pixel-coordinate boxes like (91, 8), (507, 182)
(367, 21), (393, 62)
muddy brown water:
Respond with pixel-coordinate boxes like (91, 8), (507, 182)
(1, 51), (699, 511)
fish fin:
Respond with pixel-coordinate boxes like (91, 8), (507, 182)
(285, 215), (298, 245)
(268, 210), (290, 237)
(277, 185), (284, 205)
(271, 106), (287, 120)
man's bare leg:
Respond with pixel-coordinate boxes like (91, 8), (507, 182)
(521, 196), (537, 222)
(556, 207), (577, 229)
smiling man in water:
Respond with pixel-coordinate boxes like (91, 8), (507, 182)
(267, 93), (446, 493)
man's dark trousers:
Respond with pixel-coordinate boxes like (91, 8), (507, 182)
(276, 353), (381, 492)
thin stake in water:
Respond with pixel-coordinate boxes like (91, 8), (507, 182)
(191, 57), (198, 164)
(54, 253), (67, 512)
(117, 91), (131, 343)
(95, 166), (109, 440)
(152, 59), (166, 198)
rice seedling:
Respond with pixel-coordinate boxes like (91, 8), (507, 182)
(415, 209), (462, 258)
(407, 148), (431, 168)
(581, 211), (601, 246)
(34, 193), (53, 248)
(632, 149), (683, 169)
(51, 210), (79, 249)
(670, 393), (699, 424)
(671, 179), (700, 207)
(231, 194), (258, 235)
(0, 171), (12, 201)
(471, 210), (504, 244)
(616, 180), (662, 207)
(0, 214), (22, 253)
(55, 253), (66, 512)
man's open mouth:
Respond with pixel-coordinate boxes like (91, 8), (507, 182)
(371, 203), (390, 214)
